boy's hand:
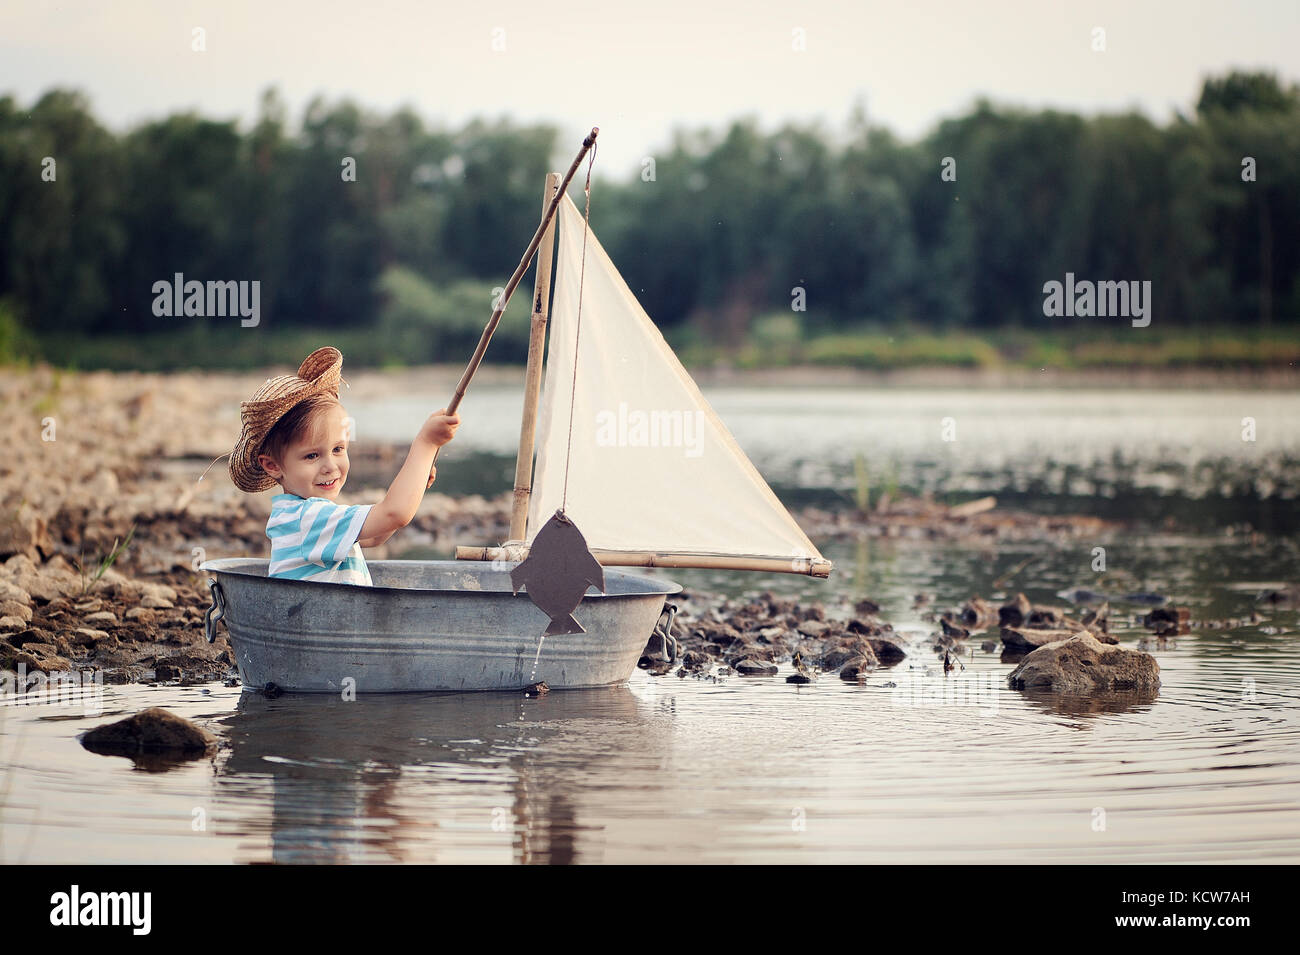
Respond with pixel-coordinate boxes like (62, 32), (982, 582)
(420, 409), (460, 448)
(425, 464), (437, 489)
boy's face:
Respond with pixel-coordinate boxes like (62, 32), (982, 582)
(257, 403), (351, 500)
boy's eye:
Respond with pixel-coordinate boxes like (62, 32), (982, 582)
(304, 452), (317, 460)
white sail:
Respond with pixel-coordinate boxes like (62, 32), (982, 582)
(525, 191), (827, 571)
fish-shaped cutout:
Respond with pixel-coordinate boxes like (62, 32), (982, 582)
(511, 509), (606, 635)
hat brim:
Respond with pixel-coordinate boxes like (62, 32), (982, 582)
(228, 347), (344, 492)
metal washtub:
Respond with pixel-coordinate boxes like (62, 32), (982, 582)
(201, 558), (681, 693)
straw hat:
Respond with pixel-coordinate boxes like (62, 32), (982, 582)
(229, 347), (345, 492)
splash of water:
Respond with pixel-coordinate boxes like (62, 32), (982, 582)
(529, 634), (546, 683)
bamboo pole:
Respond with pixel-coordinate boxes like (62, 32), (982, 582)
(430, 127), (599, 473)
(508, 172), (561, 541)
(454, 544), (834, 578)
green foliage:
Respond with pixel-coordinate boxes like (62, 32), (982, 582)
(374, 266), (530, 364)
(1197, 71), (1299, 116)
(77, 524), (135, 597)
(0, 298), (37, 365)
(0, 71), (1297, 371)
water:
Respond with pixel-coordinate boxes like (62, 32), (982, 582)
(3, 385), (1299, 863)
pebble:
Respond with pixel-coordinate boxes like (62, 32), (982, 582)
(80, 707), (217, 756)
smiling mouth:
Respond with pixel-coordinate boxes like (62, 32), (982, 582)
(315, 478), (339, 489)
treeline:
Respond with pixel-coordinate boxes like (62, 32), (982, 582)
(0, 71), (1297, 367)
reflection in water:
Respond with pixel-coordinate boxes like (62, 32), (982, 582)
(1015, 689), (1161, 718)
(215, 687), (646, 864)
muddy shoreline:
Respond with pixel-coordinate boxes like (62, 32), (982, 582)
(1, 365), (1141, 690)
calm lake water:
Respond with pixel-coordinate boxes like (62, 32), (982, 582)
(3, 385), (1298, 863)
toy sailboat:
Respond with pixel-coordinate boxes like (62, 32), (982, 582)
(456, 182), (833, 581)
(202, 142), (830, 694)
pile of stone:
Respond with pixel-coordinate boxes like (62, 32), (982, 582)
(642, 589), (906, 683)
(928, 592), (1117, 657)
(0, 551), (234, 685)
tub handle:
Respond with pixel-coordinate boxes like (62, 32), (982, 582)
(204, 578), (227, 644)
(652, 602), (679, 663)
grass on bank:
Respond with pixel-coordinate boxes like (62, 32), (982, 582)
(5, 298), (1299, 373)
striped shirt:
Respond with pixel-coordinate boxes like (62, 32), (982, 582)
(266, 494), (374, 586)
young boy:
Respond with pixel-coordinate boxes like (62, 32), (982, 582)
(228, 346), (459, 584)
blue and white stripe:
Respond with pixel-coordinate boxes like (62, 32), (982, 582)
(266, 494), (374, 586)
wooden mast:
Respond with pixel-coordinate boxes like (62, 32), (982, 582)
(508, 171), (561, 542)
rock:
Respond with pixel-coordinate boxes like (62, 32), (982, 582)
(786, 672), (814, 684)
(0, 509), (54, 560)
(799, 604), (826, 622)
(9, 561), (83, 602)
(940, 616), (969, 639)
(999, 592), (1032, 627)
(0, 645), (64, 671)
(0, 615), (25, 631)
(1143, 606), (1190, 631)
(124, 607), (157, 623)
(7, 627), (54, 647)
(1058, 587), (1109, 605)
(735, 657), (778, 675)
(863, 636), (907, 664)
(1008, 632), (1160, 693)
(679, 650), (711, 670)
(796, 619), (831, 638)
(154, 663), (182, 681)
(1, 599), (32, 622)
(1002, 626), (1117, 649)
(81, 707), (217, 755)
(960, 596), (997, 628)
(0, 578), (32, 603)
(819, 639), (879, 671)
(1025, 608), (1063, 629)
(980, 639), (998, 652)
(1081, 602), (1110, 634)
(854, 598), (880, 616)
(139, 582), (178, 602)
(726, 642), (775, 665)
(1124, 592), (1168, 606)
(83, 610), (118, 625)
(140, 595), (175, 610)
(839, 657), (873, 681)
(72, 627), (112, 644)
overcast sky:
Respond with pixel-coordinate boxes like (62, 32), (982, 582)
(3, 0), (1297, 178)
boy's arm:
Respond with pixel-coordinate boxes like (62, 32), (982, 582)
(358, 408), (458, 545)
(358, 438), (437, 543)
(359, 465), (435, 547)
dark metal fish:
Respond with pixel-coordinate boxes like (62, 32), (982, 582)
(511, 509), (606, 635)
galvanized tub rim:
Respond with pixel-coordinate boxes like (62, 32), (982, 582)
(200, 556), (683, 599)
